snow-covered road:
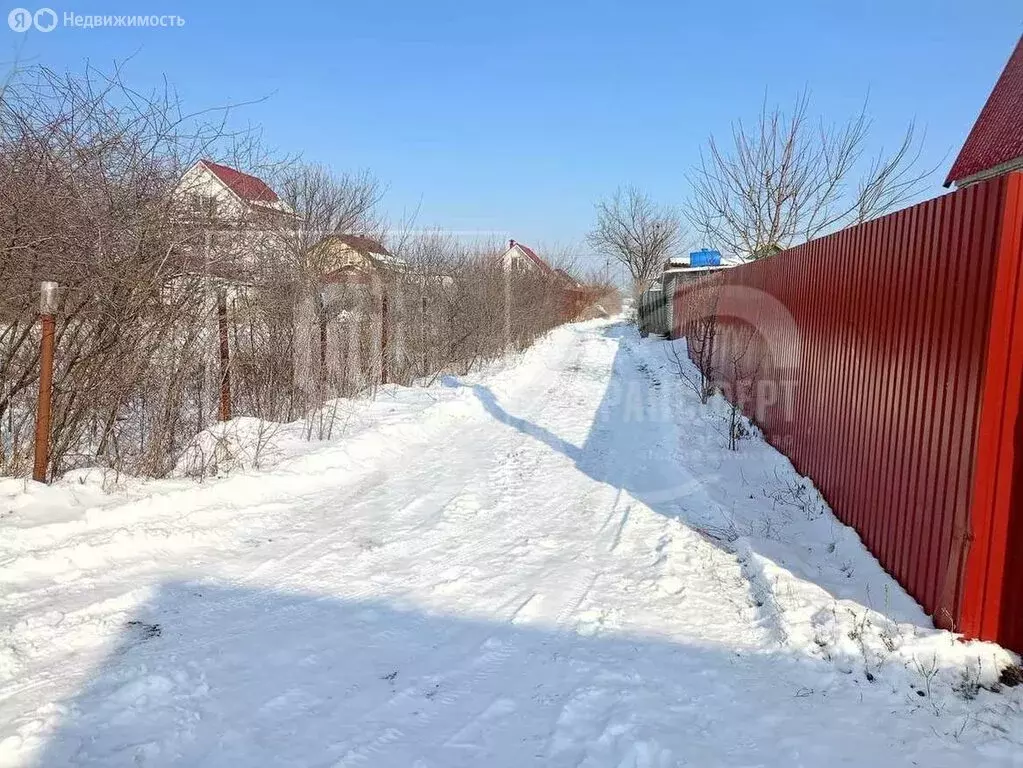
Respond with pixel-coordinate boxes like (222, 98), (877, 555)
(1, 320), (1021, 766)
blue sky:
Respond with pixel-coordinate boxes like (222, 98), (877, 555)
(5, 0), (1022, 267)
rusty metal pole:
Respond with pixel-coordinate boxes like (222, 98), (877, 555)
(217, 288), (232, 421)
(32, 281), (58, 483)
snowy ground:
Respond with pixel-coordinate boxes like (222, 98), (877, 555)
(1, 318), (1022, 767)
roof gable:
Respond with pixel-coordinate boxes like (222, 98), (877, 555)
(326, 234), (394, 258)
(945, 36), (1023, 187)
(313, 234), (406, 272)
(201, 159), (280, 203)
(504, 240), (552, 273)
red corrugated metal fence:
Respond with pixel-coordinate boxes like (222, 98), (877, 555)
(672, 173), (1023, 650)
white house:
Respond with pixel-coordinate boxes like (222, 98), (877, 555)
(175, 159), (293, 221)
(499, 239), (553, 274)
(169, 159), (299, 287)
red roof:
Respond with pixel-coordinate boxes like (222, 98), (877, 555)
(945, 35), (1023, 187)
(201, 159), (280, 202)
(509, 240), (552, 273)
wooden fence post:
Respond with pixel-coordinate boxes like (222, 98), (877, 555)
(32, 281), (58, 483)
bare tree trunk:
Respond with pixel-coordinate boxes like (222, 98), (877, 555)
(217, 289), (232, 422)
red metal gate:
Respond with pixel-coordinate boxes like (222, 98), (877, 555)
(672, 172), (1023, 650)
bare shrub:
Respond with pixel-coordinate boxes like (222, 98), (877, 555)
(0, 63), (247, 477)
(668, 281), (722, 403)
(0, 64), (604, 480)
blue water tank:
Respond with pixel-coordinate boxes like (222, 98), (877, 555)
(690, 249), (722, 267)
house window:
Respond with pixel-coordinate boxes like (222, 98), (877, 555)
(190, 193), (218, 219)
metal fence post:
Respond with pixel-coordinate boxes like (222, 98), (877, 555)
(32, 281), (58, 483)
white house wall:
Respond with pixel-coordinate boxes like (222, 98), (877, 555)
(175, 164), (248, 219)
(500, 245), (539, 273)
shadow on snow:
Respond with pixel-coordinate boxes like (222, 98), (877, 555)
(462, 323), (924, 621)
(36, 580), (949, 767)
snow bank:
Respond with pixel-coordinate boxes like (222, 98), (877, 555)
(642, 332), (1021, 712)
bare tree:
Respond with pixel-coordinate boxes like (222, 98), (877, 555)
(686, 90), (937, 261)
(276, 165), (381, 251)
(587, 187), (684, 294)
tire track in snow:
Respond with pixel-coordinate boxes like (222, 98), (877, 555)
(2, 358), (580, 724)
(325, 340), (607, 763)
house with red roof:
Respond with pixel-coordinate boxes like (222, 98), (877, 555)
(310, 234), (407, 284)
(175, 159), (294, 220)
(945, 35), (1023, 189)
(499, 239), (553, 275)
(166, 159), (300, 289)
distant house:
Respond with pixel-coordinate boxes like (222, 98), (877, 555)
(500, 239), (553, 275)
(310, 235), (406, 284)
(660, 250), (740, 284)
(945, 35), (1023, 189)
(295, 234), (405, 395)
(175, 159), (293, 221)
